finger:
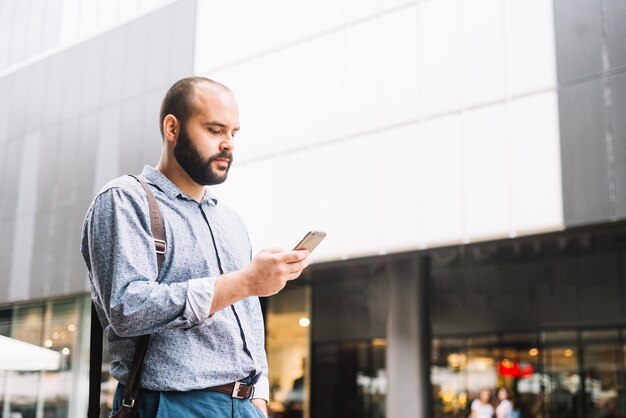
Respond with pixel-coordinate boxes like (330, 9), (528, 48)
(286, 259), (311, 275)
(260, 247), (287, 254)
(282, 250), (310, 263)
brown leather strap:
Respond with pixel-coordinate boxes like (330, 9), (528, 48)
(207, 382), (254, 399)
(119, 175), (167, 413)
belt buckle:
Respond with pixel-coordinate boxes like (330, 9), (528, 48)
(232, 381), (247, 399)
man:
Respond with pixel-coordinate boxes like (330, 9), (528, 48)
(81, 77), (310, 417)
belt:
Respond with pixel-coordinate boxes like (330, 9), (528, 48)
(207, 382), (254, 399)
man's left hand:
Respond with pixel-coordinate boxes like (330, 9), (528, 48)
(252, 398), (268, 417)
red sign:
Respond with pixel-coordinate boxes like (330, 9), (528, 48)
(498, 361), (534, 377)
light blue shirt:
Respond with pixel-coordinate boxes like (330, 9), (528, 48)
(81, 165), (269, 400)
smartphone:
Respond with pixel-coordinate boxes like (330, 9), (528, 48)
(293, 231), (327, 252)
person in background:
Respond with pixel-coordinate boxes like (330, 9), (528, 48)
(471, 388), (494, 418)
(496, 387), (513, 418)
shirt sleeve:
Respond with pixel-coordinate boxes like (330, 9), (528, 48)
(84, 186), (217, 337)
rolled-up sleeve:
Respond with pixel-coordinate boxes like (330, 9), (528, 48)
(83, 186), (214, 337)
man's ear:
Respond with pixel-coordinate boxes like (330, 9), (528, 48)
(162, 115), (179, 142)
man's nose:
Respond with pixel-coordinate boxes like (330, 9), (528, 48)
(220, 135), (234, 152)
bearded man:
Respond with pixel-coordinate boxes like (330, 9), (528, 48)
(81, 77), (310, 418)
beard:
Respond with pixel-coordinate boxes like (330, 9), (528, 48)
(173, 124), (233, 186)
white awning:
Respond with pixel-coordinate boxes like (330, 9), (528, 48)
(0, 335), (61, 371)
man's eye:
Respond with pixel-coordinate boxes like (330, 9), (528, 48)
(209, 128), (221, 135)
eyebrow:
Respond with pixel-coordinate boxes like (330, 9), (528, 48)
(203, 121), (240, 131)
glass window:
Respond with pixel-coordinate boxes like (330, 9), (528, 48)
(0, 298), (89, 418)
(266, 285), (311, 418)
(582, 329), (624, 418)
(8, 304), (45, 418)
(541, 330), (581, 418)
(313, 340), (386, 418)
(41, 299), (80, 418)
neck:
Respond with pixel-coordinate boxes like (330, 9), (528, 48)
(156, 154), (205, 202)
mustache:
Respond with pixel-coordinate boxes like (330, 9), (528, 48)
(208, 151), (233, 163)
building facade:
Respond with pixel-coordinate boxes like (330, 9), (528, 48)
(0, 0), (625, 417)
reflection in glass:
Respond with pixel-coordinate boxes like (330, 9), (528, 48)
(8, 305), (45, 418)
(266, 286), (311, 418)
(0, 299), (88, 418)
(541, 330), (580, 418)
(582, 329), (623, 418)
(313, 340), (386, 418)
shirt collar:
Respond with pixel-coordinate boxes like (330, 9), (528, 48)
(141, 165), (219, 206)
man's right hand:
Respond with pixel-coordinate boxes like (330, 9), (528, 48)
(210, 248), (310, 314)
(243, 248), (311, 297)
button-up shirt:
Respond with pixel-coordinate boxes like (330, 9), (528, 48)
(81, 165), (268, 400)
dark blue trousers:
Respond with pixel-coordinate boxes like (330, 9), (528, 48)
(112, 383), (265, 418)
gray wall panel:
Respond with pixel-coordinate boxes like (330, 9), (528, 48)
(171, 0), (197, 81)
(553, 0), (603, 84)
(102, 25), (128, 108)
(57, 119), (81, 207)
(146, 7), (172, 93)
(606, 0), (626, 71)
(27, 61), (47, 134)
(43, 54), (65, 128)
(612, 72), (626, 218)
(0, 220), (15, 298)
(123, 19), (148, 100)
(62, 45), (86, 122)
(142, 90), (166, 165)
(0, 140), (23, 221)
(0, 0), (198, 305)
(37, 126), (60, 212)
(9, 70), (28, 139)
(119, 97), (145, 175)
(559, 78), (611, 225)
(0, 77), (9, 142)
(82, 36), (106, 115)
(76, 114), (99, 200)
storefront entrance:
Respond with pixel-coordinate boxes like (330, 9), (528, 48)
(432, 329), (626, 418)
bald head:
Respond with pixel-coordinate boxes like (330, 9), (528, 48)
(159, 77), (232, 138)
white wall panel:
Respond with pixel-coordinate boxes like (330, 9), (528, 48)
(506, 0), (557, 95)
(340, 134), (380, 257)
(345, 0), (379, 22)
(419, 0), (460, 117)
(419, 114), (464, 245)
(280, 0), (312, 43)
(277, 45), (312, 152)
(379, 5), (419, 126)
(214, 63), (252, 161)
(59, 0), (80, 44)
(97, 1), (119, 32)
(118, 0), (139, 24)
(194, 1), (251, 74)
(78, 0), (99, 40)
(215, 159), (277, 254)
(463, 104), (510, 239)
(248, 0), (282, 55)
(309, 32), (345, 142)
(298, 141), (345, 262)
(509, 92), (563, 233)
(345, 20), (380, 135)
(460, 0), (506, 106)
(243, 54), (280, 161)
(266, 152), (312, 252)
(311, 0), (345, 33)
(379, 124), (421, 252)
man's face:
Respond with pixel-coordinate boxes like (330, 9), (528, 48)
(173, 87), (240, 186)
